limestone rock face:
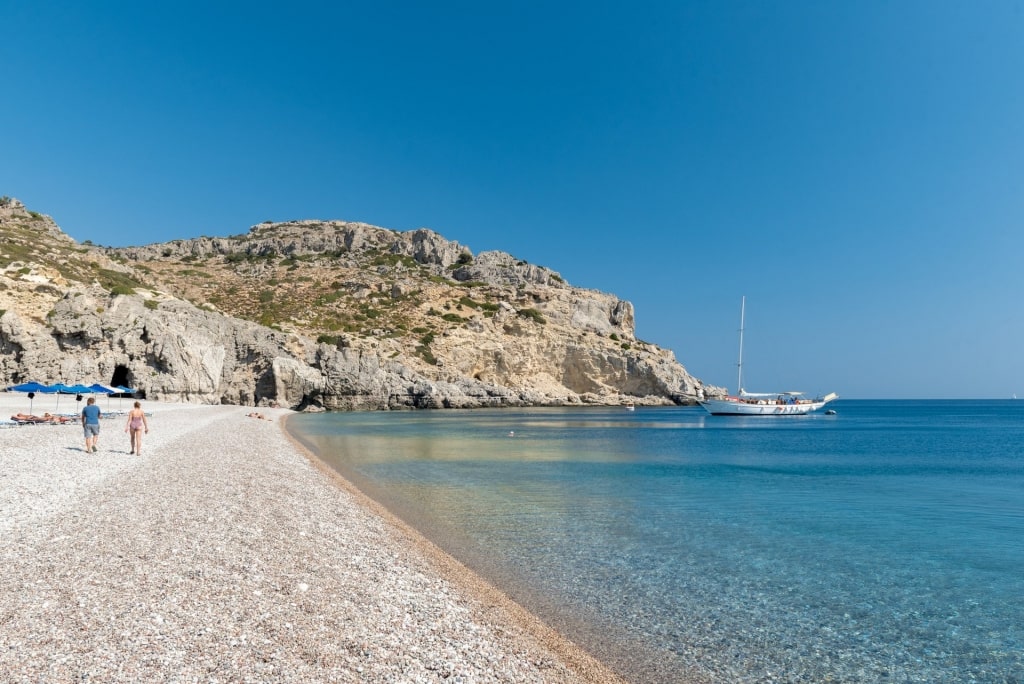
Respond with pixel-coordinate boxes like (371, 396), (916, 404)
(117, 221), (468, 270)
(2, 291), (295, 405)
(451, 250), (564, 288)
(0, 198), (721, 409)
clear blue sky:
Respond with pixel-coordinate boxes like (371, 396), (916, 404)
(3, 1), (1022, 398)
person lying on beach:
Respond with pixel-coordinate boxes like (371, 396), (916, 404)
(11, 413), (74, 424)
(246, 412), (271, 421)
(11, 413), (49, 423)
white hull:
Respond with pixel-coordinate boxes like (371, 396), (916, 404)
(701, 297), (838, 416)
(699, 392), (837, 416)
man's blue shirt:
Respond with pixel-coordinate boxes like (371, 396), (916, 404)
(82, 404), (101, 425)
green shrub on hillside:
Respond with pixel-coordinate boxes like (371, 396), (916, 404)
(417, 345), (437, 365)
(371, 253), (418, 269)
(180, 269), (212, 278)
(96, 267), (147, 294)
(517, 308), (546, 324)
(457, 295), (498, 315)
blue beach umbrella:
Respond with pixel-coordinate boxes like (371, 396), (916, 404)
(8, 381), (49, 393)
(8, 381), (50, 414)
(89, 383), (116, 403)
(112, 385), (135, 408)
(89, 383), (119, 408)
(42, 383), (72, 413)
(63, 384), (95, 411)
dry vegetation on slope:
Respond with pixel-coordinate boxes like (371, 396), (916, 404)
(2, 197), (704, 407)
(108, 219), (646, 381)
(0, 197), (148, 323)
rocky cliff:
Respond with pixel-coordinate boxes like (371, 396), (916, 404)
(0, 196), (716, 409)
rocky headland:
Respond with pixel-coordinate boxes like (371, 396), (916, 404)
(0, 196), (718, 410)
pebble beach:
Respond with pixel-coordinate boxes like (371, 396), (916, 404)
(0, 396), (622, 683)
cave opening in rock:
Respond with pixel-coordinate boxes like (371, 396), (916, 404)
(110, 365), (133, 392)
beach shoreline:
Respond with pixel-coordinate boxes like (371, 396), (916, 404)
(0, 394), (623, 683)
(281, 413), (625, 684)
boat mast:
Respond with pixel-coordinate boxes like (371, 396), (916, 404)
(736, 295), (745, 395)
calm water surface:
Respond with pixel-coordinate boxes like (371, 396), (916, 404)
(288, 400), (1024, 683)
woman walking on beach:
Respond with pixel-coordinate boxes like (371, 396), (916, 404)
(125, 401), (149, 455)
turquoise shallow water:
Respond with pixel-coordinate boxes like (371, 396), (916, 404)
(288, 400), (1024, 683)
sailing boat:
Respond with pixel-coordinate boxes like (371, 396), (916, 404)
(698, 297), (838, 416)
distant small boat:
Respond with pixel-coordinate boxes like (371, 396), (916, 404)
(825, 409), (837, 415)
(625, 402), (635, 411)
(698, 296), (838, 416)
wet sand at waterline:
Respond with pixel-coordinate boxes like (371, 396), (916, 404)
(0, 395), (622, 683)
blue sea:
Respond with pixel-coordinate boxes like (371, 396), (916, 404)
(287, 401), (1024, 683)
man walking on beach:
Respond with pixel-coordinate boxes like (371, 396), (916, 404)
(81, 396), (101, 453)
